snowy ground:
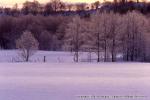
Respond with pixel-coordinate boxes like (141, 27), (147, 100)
(0, 50), (122, 63)
(0, 50), (96, 63)
(0, 63), (150, 100)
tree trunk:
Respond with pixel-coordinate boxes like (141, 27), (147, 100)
(75, 22), (79, 62)
(111, 39), (116, 62)
(97, 33), (100, 62)
(127, 47), (129, 61)
(26, 50), (29, 62)
(104, 39), (107, 62)
(76, 51), (79, 62)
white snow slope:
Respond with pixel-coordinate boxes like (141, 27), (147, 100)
(0, 63), (150, 100)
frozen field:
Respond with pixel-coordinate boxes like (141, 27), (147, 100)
(0, 50), (122, 63)
(0, 50), (95, 63)
(0, 63), (150, 100)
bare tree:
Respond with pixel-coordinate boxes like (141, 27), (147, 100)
(90, 12), (111, 62)
(89, 12), (121, 62)
(107, 12), (121, 62)
(51, 0), (62, 12)
(44, 2), (53, 15)
(121, 11), (148, 61)
(22, 0), (41, 15)
(75, 3), (87, 11)
(16, 31), (39, 62)
(64, 16), (85, 62)
(93, 1), (100, 9)
(66, 4), (74, 11)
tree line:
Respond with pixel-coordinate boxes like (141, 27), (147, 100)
(5, 11), (150, 62)
(64, 11), (150, 62)
(0, 0), (99, 16)
(1, 0), (150, 16)
(0, 15), (70, 50)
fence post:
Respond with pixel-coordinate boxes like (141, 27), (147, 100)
(44, 56), (46, 62)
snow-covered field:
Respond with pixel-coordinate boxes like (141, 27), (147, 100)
(0, 50), (122, 63)
(0, 63), (150, 100)
(0, 50), (97, 63)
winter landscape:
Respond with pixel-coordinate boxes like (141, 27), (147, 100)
(1, 0), (150, 100)
(0, 63), (150, 100)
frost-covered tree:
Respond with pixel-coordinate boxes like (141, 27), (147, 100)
(90, 12), (109, 62)
(107, 12), (121, 62)
(64, 16), (85, 62)
(120, 11), (148, 61)
(89, 12), (121, 62)
(16, 31), (39, 62)
(90, 12), (107, 62)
